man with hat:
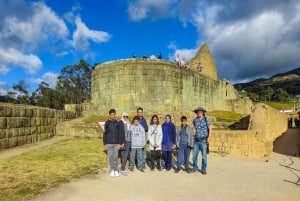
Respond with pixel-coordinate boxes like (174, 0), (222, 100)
(192, 106), (212, 175)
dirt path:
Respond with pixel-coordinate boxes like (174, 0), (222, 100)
(1, 131), (299, 201)
(31, 153), (300, 201)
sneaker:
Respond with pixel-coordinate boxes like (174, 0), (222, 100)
(114, 170), (119, 177)
(174, 168), (181, 173)
(138, 169), (144, 173)
(110, 171), (115, 177)
(192, 169), (197, 173)
(186, 168), (191, 174)
(129, 167), (134, 172)
(201, 170), (207, 175)
(120, 170), (128, 176)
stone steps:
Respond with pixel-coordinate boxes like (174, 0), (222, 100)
(56, 118), (103, 138)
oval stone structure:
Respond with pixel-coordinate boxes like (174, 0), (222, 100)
(91, 59), (240, 115)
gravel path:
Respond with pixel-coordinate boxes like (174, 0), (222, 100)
(1, 130), (299, 201)
(31, 153), (300, 201)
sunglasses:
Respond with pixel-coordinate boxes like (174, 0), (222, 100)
(123, 116), (128, 118)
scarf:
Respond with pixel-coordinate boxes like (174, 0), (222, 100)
(162, 114), (172, 144)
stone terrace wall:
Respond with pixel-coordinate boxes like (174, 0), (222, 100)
(0, 104), (77, 149)
(210, 103), (288, 157)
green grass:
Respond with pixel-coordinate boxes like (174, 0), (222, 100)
(265, 101), (294, 110)
(82, 115), (108, 123)
(206, 110), (243, 122)
(0, 138), (106, 201)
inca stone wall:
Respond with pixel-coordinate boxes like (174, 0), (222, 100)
(0, 104), (77, 149)
(189, 44), (218, 80)
(210, 103), (288, 157)
(91, 59), (242, 115)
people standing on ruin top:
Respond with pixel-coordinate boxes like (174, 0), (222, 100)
(142, 54), (147, 60)
(103, 109), (125, 177)
(175, 54), (180, 66)
(158, 52), (162, 60)
(132, 54), (137, 59)
(150, 53), (156, 60)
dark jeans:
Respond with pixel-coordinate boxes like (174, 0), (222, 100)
(149, 149), (162, 169)
(120, 142), (131, 171)
(162, 150), (173, 170)
(176, 143), (191, 169)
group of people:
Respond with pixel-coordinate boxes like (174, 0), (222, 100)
(102, 106), (212, 178)
(288, 117), (300, 128)
(132, 52), (163, 60)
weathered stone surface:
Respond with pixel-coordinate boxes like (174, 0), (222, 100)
(0, 103), (77, 149)
(90, 59), (248, 116)
(189, 44), (218, 80)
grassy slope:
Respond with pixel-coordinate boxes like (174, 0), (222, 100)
(0, 139), (106, 201)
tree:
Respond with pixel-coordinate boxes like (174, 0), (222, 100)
(272, 88), (290, 102)
(56, 60), (92, 104)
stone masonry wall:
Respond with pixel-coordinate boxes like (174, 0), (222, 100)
(91, 59), (241, 116)
(210, 103), (288, 157)
(0, 103), (77, 149)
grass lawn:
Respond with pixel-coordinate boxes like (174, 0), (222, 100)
(207, 110), (243, 122)
(0, 138), (106, 201)
(265, 101), (294, 110)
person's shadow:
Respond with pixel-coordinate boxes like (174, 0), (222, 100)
(279, 156), (300, 187)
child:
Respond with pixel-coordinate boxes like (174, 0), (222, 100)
(161, 114), (176, 171)
(148, 115), (163, 171)
(175, 116), (194, 173)
(120, 112), (131, 176)
(103, 109), (125, 177)
(129, 116), (146, 172)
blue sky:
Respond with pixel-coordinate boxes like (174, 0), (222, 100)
(1, 0), (300, 95)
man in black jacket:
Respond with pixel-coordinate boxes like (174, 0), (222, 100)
(103, 109), (125, 177)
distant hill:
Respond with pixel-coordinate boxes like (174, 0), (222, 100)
(234, 67), (300, 100)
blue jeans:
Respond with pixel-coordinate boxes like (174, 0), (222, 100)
(193, 141), (207, 171)
(177, 143), (191, 169)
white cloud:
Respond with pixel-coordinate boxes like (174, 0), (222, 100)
(72, 17), (111, 53)
(0, 47), (42, 74)
(174, 48), (197, 62)
(128, 0), (177, 21)
(190, 0), (300, 81)
(0, 64), (9, 74)
(31, 72), (58, 89)
(0, 82), (9, 95)
(0, 1), (68, 74)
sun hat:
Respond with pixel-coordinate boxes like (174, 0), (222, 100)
(193, 106), (206, 113)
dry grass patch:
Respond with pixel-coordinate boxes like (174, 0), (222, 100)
(0, 138), (106, 201)
(207, 110), (243, 122)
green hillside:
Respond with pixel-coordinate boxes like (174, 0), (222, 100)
(234, 67), (300, 102)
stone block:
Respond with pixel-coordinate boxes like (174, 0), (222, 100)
(0, 106), (7, 117)
(0, 117), (7, 129)
(8, 137), (18, 148)
(12, 108), (20, 117)
(0, 129), (6, 139)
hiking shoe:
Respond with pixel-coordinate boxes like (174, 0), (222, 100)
(201, 170), (207, 175)
(192, 169), (197, 173)
(110, 171), (115, 177)
(138, 169), (144, 173)
(114, 170), (119, 177)
(120, 170), (128, 176)
(129, 167), (134, 171)
(186, 168), (191, 174)
(174, 168), (181, 173)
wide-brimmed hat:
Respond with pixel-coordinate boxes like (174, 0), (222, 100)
(193, 106), (206, 113)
